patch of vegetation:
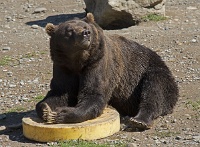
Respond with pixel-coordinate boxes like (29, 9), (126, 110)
(142, 14), (167, 22)
(0, 56), (12, 66)
(22, 52), (37, 58)
(34, 95), (45, 102)
(154, 131), (180, 138)
(52, 140), (126, 147)
(186, 100), (200, 111)
(40, 51), (47, 55)
(6, 106), (26, 113)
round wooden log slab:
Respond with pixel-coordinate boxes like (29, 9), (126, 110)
(22, 108), (120, 142)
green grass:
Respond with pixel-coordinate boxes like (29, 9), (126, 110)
(0, 56), (12, 66)
(52, 140), (126, 147)
(186, 100), (200, 111)
(142, 14), (167, 21)
(27, 95), (44, 102)
(6, 106), (26, 113)
(22, 52), (37, 58)
(34, 95), (45, 101)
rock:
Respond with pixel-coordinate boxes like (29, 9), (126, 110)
(33, 78), (39, 84)
(187, 6), (197, 10)
(20, 80), (25, 86)
(152, 136), (159, 140)
(84, 0), (166, 29)
(175, 136), (182, 140)
(0, 126), (6, 131)
(6, 16), (12, 22)
(7, 72), (13, 77)
(2, 46), (11, 51)
(31, 24), (39, 29)
(9, 84), (17, 88)
(193, 135), (200, 143)
(33, 7), (47, 13)
(191, 39), (197, 43)
(185, 114), (192, 119)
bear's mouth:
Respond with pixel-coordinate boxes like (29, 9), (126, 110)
(74, 30), (91, 49)
(79, 39), (91, 48)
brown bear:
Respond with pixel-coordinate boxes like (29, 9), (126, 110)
(36, 13), (178, 130)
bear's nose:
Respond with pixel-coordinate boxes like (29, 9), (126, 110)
(82, 30), (90, 37)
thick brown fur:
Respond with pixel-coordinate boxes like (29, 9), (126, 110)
(36, 13), (178, 130)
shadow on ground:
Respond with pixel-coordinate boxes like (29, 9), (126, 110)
(26, 12), (86, 27)
(0, 110), (45, 144)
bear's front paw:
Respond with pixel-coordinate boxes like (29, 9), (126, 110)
(46, 111), (57, 124)
(54, 107), (77, 123)
(40, 103), (51, 121)
(55, 112), (66, 123)
(41, 103), (57, 124)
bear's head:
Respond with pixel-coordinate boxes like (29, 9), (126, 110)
(45, 13), (103, 71)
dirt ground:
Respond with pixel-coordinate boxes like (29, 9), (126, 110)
(0, 0), (199, 146)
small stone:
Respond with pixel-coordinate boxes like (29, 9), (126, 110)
(7, 72), (13, 77)
(187, 6), (197, 10)
(20, 80), (25, 86)
(22, 97), (29, 101)
(126, 143), (137, 147)
(2, 46), (11, 51)
(193, 135), (200, 143)
(9, 84), (17, 88)
(175, 136), (182, 140)
(171, 119), (177, 123)
(33, 78), (39, 83)
(152, 136), (159, 140)
(0, 114), (6, 120)
(185, 114), (192, 119)
(6, 16), (12, 22)
(33, 7), (47, 13)
(160, 139), (167, 144)
(31, 25), (39, 29)
(155, 140), (161, 144)
(191, 39), (197, 43)
(0, 126), (6, 131)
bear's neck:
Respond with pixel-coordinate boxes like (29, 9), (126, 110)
(58, 50), (90, 74)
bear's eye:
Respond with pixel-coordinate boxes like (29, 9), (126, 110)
(65, 28), (73, 37)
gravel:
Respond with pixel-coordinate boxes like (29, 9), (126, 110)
(0, 0), (199, 146)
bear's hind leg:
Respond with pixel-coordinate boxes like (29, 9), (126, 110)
(127, 72), (176, 130)
(128, 109), (155, 130)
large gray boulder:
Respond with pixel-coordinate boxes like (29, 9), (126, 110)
(84, 0), (166, 29)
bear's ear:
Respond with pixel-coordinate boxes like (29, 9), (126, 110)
(84, 13), (95, 23)
(45, 23), (55, 36)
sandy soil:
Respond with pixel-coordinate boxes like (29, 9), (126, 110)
(0, 0), (199, 146)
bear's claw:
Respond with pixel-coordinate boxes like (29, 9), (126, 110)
(42, 103), (51, 121)
(128, 118), (152, 130)
(41, 103), (57, 124)
(46, 111), (57, 124)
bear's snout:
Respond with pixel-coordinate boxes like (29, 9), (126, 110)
(82, 29), (91, 37)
